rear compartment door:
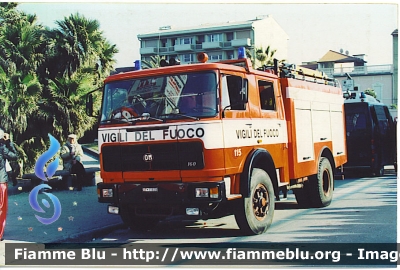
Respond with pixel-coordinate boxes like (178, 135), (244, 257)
(330, 103), (346, 157)
(294, 100), (314, 162)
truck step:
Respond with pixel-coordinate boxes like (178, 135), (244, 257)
(226, 194), (242, 200)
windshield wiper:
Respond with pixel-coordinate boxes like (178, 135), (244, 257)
(101, 118), (133, 124)
(161, 112), (200, 121)
(101, 113), (164, 125)
(140, 113), (164, 123)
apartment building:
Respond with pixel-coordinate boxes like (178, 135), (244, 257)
(137, 15), (289, 65)
(301, 47), (397, 117)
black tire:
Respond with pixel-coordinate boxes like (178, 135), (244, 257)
(120, 207), (159, 231)
(234, 168), (275, 235)
(309, 157), (334, 207)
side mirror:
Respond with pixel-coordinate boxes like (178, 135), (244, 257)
(85, 87), (102, 117)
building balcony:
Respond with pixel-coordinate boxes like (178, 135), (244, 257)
(202, 41), (223, 49)
(174, 44), (195, 52)
(140, 47), (157, 55)
(231, 38), (251, 47)
(221, 41), (232, 47)
(319, 64), (393, 77)
(141, 42), (239, 56)
(158, 47), (175, 53)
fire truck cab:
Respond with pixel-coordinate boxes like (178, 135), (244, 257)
(92, 49), (347, 235)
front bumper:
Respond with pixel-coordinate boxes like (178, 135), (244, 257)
(97, 181), (228, 217)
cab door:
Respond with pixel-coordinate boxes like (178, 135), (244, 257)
(220, 72), (251, 175)
(255, 76), (288, 183)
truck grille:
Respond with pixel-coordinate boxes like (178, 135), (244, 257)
(102, 142), (204, 172)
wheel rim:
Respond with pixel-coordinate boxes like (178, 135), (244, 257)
(322, 168), (331, 195)
(252, 183), (270, 221)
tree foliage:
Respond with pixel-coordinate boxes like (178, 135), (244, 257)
(141, 55), (164, 69)
(246, 45), (284, 69)
(0, 4), (118, 172)
(364, 88), (377, 99)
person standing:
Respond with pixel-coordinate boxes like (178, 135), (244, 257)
(0, 129), (18, 240)
(60, 134), (86, 191)
(6, 157), (20, 187)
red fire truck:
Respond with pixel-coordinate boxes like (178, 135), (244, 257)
(89, 49), (347, 235)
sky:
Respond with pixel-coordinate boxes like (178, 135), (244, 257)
(17, 1), (398, 68)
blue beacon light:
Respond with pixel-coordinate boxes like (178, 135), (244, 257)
(134, 60), (141, 71)
(238, 47), (246, 59)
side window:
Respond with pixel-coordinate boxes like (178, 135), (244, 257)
(346, 113), (367, 133)
(258, 80), (276, 110)
(224, 75), (247, 110)
(373, 105), (389, 133)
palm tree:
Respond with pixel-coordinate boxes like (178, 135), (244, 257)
(42, 13), (118, 141)
(0, 72), (43, 172)
(255, 45), (276, 67)
(142, 55), (165, 69)
(0, 12), (46, 75)
(0, 6), (118, 172)
(0, 4), (45, 139)
(39, 72), (97, 140)
(48, 13), (107, 79)
(97, 40), (119, 77)
(0, 73), (41, 136)
(246, 45), (283, 69)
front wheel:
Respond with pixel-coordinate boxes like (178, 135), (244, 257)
(234, 168), (275, 235)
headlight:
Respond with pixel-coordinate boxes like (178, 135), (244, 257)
(102, 188), (113, 198)
(195, 187), (219, 198)
(108, 205), (119, 214)
(195, 188), (209, 198)
(186, 208), (200, 215)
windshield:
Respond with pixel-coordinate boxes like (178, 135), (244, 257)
(101, 71), (218, 123)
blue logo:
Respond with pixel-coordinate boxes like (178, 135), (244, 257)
(29, 184), (62, 225)
(29, 134), (62, 225)
(34, 135), (60, 181)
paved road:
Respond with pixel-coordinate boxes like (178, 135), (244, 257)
(88, 167), (397, 244)
(0, 149), (396, 265)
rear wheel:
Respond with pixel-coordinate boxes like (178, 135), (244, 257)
(309, 157), (334, 207)
(235, 168), (275, 235)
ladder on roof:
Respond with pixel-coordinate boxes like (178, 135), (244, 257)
(258, 59), (340, 87)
